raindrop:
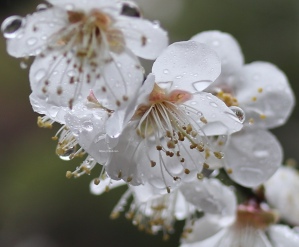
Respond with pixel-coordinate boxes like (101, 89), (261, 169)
(229, 106), (245, 123)
(209, 102), (218, 108)
(36, 3), (48, 11)
(163, 69), (169, 74)
(175, 75), (182, 79)
(192, 81), (211, 91)
(27, 37), (38, 46)
(59, 146), (76, 161)
(94, 134), (106, 144)
(41, 35), (48, 40)
(82, 121), (93, 132)
(35, 69), (46, 81)
(1, 15), (24, 39)
(67, 70), (76, 77)
(190, 101), (197, 105)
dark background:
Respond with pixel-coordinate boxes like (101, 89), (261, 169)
(1, 0), (299, 246)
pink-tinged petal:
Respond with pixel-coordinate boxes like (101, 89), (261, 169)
(153, 41), (221, 93)
(117, 17), (168, 60)
(268, 225), (299, 247)
(233, 62), (295, 128)
(191, 30), (244, 78)
(180, 178), (236, 217)
(105, 74), (155, 139)
(225, 127), (282, 187)
(90, 176), (126, 195)
(264, 166), (299, 225)
(64, 103), (110, 164)
(5, 7), (66, 58)
(183, 92), (243, 136)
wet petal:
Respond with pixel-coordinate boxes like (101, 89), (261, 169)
(5, 7), (66, 58)
(233, 62), (295, 128)
(184, 92), (243, 136)
(268, 225), (299, 247)
(117, 17), (168, 59)
(64, 103), (110, 164)
(180, 178), (237, 217)
(47, 0), (119, 11)
(225, 127), (282, 187)
(153, 41), (221, 93)
(191, 30), (244, 78)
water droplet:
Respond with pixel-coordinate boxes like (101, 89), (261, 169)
(94, 134), (106, 144)
(27, 37), (37, 46)
(116, 62), (121, 68)
(20, 61), (27, 69)
(163, 69), (169, 74)
(175, 75), (182, 79)
(206, 95), (212, 100)
(59, 147), (76, 161)
(65, 4), (75, 11)
(253, 149), (269, 158)
(190, 101), (197, 105)
(36, 3), (48, 11)
(67, 70), (76, 77)
(229, 106), (245, 123)
(41, 35), (48, 40)
(1, 15), (24, 39)
(192, 81), (211, 91)
(35, 69), (46, 81)
(82, 121), (93, 132)
(209, 102), (218, 108)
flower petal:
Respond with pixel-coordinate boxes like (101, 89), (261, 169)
(225, 127), (282, 187)
(117, 17), (168, 59)
(264, 166), (299, 225)
(153, 41), (221, 93)
(5, 7), (66, 58)
(191, 30), (244, 78)
(233, 62), (295, 128)
(268, 225), (299, 247)
(47, 0), (119, 11)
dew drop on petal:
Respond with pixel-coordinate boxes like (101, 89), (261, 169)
(94, 134), (106, 144)
(59, 147), (76, 161)
(229, 106), (245, 123)
(82, 121), (93, 132)
(192, 81), (211, 91)
(209, 102), (218, 108)
(163, 69), (169, 74)
(190, 101), (197, 105)
(36, 3), (48, 12)
(1, 15), (24, 39)
(253, 149), (269, 158)
(27, 37), (38, 46)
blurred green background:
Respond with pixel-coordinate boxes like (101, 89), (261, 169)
(1, 0), (299, 246)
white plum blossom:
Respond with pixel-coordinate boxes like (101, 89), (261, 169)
(181, 199), (299, 247)
(191, 31), (295, 187)
(264, 166), (299, 226)
(102, 41), (244, 189)
(2, 0), (168, 124)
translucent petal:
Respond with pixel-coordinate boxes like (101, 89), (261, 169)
(117, 17), (168, 59)
(64, 103), (110, 164)
(268, 225), (299, 247)
(180, 178), (237, 216)
(152, 41), (221, 93)
(5, 7), (66, 58)
(30, 92), (68, 124)
(90, 176), (126, 195)
(225, 127), (282, 187)
(264, 166), (299, 225)
(191, 30), (244, 78)
(233, 62), (295, 129)
(183, 92), (243, 136)
(30, 48), (143, 111)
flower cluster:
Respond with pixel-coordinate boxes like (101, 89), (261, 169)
(2, 0), (298, 246)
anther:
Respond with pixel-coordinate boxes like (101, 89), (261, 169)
(167, 141), (175, 149)
(203, 163), (210, 169)
(127, 176), (133, 182)
(166, 186), (171, 193)
(66, 171), (73, 179)
(197, 173), (204, 180)
(214, 151), (224, 159)
(150, 160), (156, 167)
(200, 117), (207, 124)
(156, 145), (163, 151)
(118, 170), (122, 178)
(94, 178), (100, 185)
(184, 169), (190, 174)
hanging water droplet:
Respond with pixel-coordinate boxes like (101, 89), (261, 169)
(27, 37), (37, 46)
(20, 61), (28, 69)
(36, 3), (48, 11)
(192, 81), (211, 91)
(82, 121), (93, 132)
(1, 15), (24, 39)
(229, 106), (245, 123)
(59, 146), (76, 161)
(163, 69), (169, 74)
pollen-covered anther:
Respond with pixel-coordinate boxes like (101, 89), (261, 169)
(117, 170), (122, 178)
(184, 168), (190, 174)
(249, 118), (255, 124)
(123, 95), (128, 101)
(156, 145), (163, 151)
(214, 151), (224, 159)
(150, 160), (156, 167)
(260, 114), (266, 120)
(258, 87), (263, 93)
(205, 149), (211, 159)
(226, 168), (233, 174)
(93, 178), (100, 185)
(66, 171), (73, 179)
(37, 116), (53, 129)
(200, 116), (208, 124)
(203, 163), (210, 169)
(216, 91), (239, 107)
(166, 186), (171, 193)
(190, 143), (197, 149)
(180, 158), (185, 163)
(251, 96), (257, 102)
(166, 130), (172, 138)
(167, 141), (176, 149)
(191, 130), (197, 137)
(127, 176), (133, 182)
(186, 124), (193, 134)
(81, 165), (91, 175)
(196, 143), (204, 152)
